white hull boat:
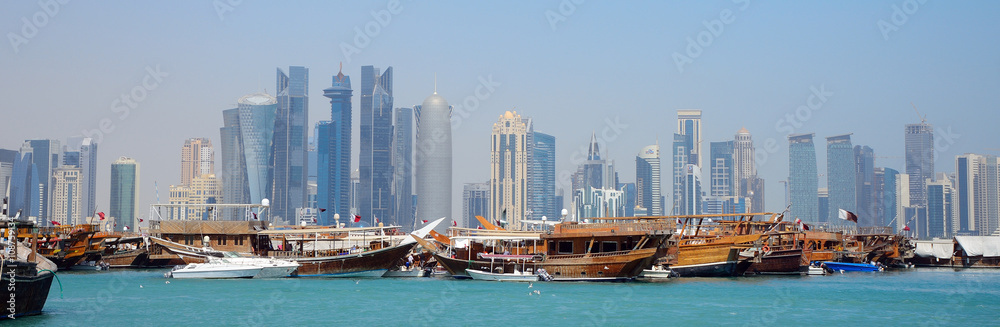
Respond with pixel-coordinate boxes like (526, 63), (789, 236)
(465, 268), (539, 282)
(638, 266), (675, 279)
(215, 257), (300, 278)
(167, 263), (262, 279)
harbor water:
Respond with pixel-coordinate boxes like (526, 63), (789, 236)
(9, 268), (999, 326)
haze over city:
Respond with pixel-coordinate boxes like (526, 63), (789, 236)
(2, 1), (997, 222)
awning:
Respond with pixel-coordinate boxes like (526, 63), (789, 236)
(913, 239), (954, 259)
(955, 236), (1000, 257)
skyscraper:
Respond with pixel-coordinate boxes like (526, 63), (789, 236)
(491, 111), (530, 228)
(238, 92), (278, 209)
(20, 139), (60, 219)
(415, 90), (453, 229)
(895, 173), (911, 232)
(181, 138), (214, 186)
(817, 188), (829, 223)
(955, 154), (999, 235)
(709, 141), (733, 197)
(530, 131), (556, 220)
(359, 65), (394, 225)
(110, 157), (139, 231)
(788, 134), (819, 222)
(7, 152), (36, 219)
(0, 149), (15, 198)
(733, 128), (755, 197)
(393, 107), (414, 230)
(321, 66), (353, 222)
(682, 164), (703, 215)
(827, 134), (856, 223)
(462, 182), (490, 228)
(677, 110), (702, 167)
(51, 167), (82, 225)
(874, 167), (899, 227)
(636, 143), (662, 216)
(925, 173), (954, 238)
(220, 107), (248, 220)
(272, 66), (309, 223)
(854, 145), (876, 226)
(672, 133), (690, 214)
(905, 123), (934, 207)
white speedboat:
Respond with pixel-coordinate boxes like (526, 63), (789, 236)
(166, 262), (262, 279)
(638, 265), (675, 280)
(466, 268), (539, 282)
(212, 252), (300, 278)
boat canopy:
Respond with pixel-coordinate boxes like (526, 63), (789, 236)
(913, 239), (954, 259)
(257, 225), (402, 235)
(955, 236), (1000, 257)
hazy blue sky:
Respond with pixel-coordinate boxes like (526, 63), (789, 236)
(2, 1), (998, 219)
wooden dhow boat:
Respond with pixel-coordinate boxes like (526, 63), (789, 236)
(1, 216), (58, 320)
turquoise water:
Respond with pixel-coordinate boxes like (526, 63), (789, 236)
(8, 268), (999, 326)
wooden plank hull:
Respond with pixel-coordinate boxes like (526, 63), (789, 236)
(1, 265), (54, 319)
(287, 243), (415, 277)
(102, 250), (150, 268)
(672, 245), (750, 277)
(746, 248), (804, 275)
(434, 248), (658, 281)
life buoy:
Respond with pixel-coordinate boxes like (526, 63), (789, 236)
(762, 245), (771, 253)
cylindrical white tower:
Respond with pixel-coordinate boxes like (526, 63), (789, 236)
(415, 92), (452, 230)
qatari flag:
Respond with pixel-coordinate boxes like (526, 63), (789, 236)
(838, 209), (858, 223)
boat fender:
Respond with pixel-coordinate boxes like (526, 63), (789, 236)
(532, 253), (544, 262)
(762, 245), (770, 253)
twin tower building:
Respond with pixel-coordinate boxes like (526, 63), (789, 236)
(220, 65), (452, 230)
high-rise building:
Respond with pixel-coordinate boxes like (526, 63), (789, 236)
(742, 177), (765, 213)
(854, 145), (876, 226)
(110, 157), (139, 231)
(220, 107), (248, 220)
(672, 133), (689, 215)
(925, 173), (954, 238)
(51, 167), (82, 225)
(7, 152), (37, 219)
(905, 123), (934, 207)
(168, 174), (222, 221)
(530, 132), (557, 220)
(393, 107), (414, 230)
(636, 143), (662, 216)
(490, 111), (530, 229)
(709, 141), (733, 197)
(788, 134), (818, 222)
(895, 173), (911, 232)
(875, 167), (900, 227)
(414, 91), (453, 230)
(572, 133), (610, 192)
(238, 93), (278, 211)
(272, 66), (309, 223)
(0, 149), (15, 199)
(575, 185), (627, 219)
(677, 110), (702, 167)
(181, 138), (214, 186)
(76, 138), (97, 219)
(955, 154), (999, 235)
(320, 66), (353, 223)
(682, 164), (703, 215)
(20, 139), (60, 219)
(826, 134), (856, 223)
(733, 128), (755, 197)
(359, 65), (394, 225)
(462, 182), (490, 228)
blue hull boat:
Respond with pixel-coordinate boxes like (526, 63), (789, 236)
(821, 261), (882, 272)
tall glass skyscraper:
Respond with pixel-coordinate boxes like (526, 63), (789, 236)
(636, 143), (662, 216)
(238, 93), (278, 208)
(905, 123), (934, 207)
(463, 182), (490, 228)
(393, 107), (414, 229)
(321, 67), (353, 223)
(359, 65), (394, 225)
(220, 107), (248, 220)
(415, 91), (452, 230)
(672, 133), (689, 215)
(677, 110), (702, 167)
(709, 141), (734, 197)
(63, 137), (98, 219)
(530, 131), (556, 220)
(925, 174), (953, 238)
(878, 167), (899, 228)
(491, 111), (530, 228)
(827, 134), (856, 223)
(20, 139), (60, 219)
(272, 66), (309, 223)
(854, 145), (875, 226)
(788, 133), (818, 222)
(110, 157), (139, 231)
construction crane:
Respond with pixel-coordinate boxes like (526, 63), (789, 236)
(911, 102), (927, 124)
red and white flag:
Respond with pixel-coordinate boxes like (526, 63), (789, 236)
(51, 221), (61, 226)
(795, 218), (810, 231)
(97, 212), (105, 220)
(374, 217), (380, 224)
(452, 220), (457, 227)
(422, 220), (428, 224)
(124, 226), (130, 231)
(252, 212), (258, 220)
(838, 209), (858, 223)
(353, 215), (361, 223)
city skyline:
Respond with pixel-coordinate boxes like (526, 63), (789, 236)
(2, 2), (997, 222)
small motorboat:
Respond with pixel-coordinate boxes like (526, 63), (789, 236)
(638, 265), (675, 280)
(807, 262), (828, 275)
(212, 252), (299, 278)
(466, 268), (540, 282)
(166, 262), (262, 279)
(821, 261), (883, 273)
(382, 265), (429, 277)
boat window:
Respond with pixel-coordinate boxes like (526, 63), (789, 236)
(558, 241), (573, 254)
(602, 241), (618, 252)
